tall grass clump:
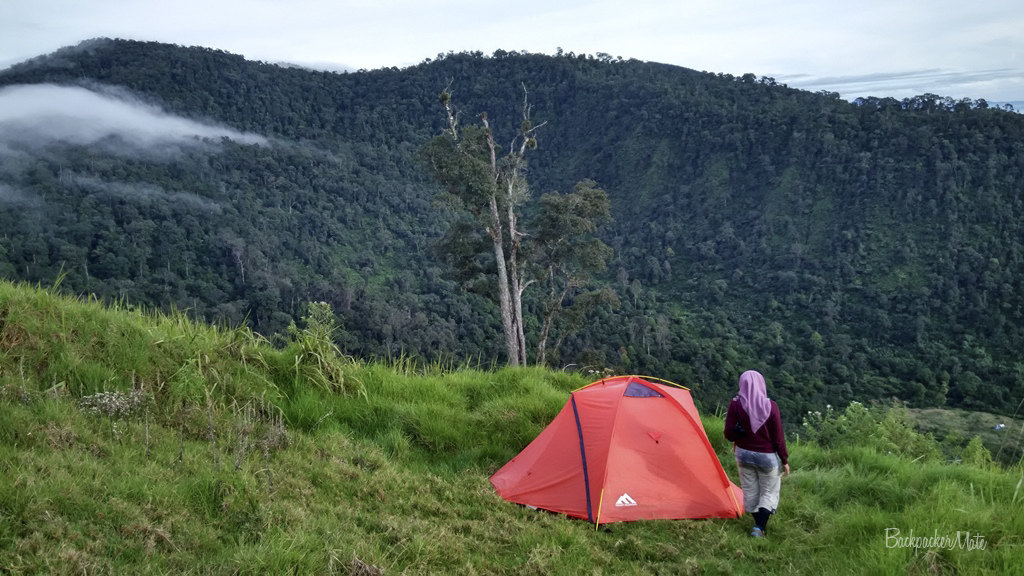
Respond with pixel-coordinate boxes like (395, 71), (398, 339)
(278, 301), (365, 399)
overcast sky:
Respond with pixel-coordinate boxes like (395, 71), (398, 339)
(1, 0), (1021, 106)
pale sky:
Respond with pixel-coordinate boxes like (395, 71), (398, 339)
(1, 0), (1022, 106)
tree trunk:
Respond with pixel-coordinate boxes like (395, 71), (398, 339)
(482, 114), (524, 366)
(535, 275), (568, 367)
(536, 303), (554, 367)
(488, 194), (519, 365)
(508, 200), (528, 365)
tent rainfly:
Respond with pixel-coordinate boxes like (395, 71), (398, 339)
(490, 375), (743, 525)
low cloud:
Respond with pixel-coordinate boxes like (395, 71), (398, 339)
(0, 143), (33, 176)
(0, 182), (41, 207)
(274, 60), (355, 74)
(0, 83), (267, 154)
(71, 175), (223, 213)
(780, 68), (1022, 101)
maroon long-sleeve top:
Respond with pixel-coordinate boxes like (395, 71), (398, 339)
(724, 398), (789, 465)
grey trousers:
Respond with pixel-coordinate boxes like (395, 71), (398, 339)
(735, 447), (782, 513)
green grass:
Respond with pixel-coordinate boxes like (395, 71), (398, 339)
(1, 278), (1022, 574)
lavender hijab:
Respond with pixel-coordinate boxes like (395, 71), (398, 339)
(735, 370), (772, 433)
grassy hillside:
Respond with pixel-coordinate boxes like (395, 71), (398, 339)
(909, 408), (1024, 466)
(1, 279), (1022, 574)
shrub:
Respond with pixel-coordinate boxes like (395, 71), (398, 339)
(802, 400), (940, 462)
(961, 435), (996, 469)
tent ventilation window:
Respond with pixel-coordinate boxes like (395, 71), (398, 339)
(624, 382), (664, 398)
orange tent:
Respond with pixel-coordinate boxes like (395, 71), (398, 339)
(490, 375), (743, 524)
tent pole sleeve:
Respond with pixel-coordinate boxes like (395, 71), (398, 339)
(726, 480), (742, 517)
(570, 395), (594, 522)
(634, 374), (689, 390)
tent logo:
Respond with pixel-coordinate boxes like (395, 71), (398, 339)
(615, 493), (637, 507)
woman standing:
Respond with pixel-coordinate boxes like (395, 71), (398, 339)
(724, 370), (790, 538)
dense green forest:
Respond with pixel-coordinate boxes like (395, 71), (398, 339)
(1, 38), (1023, 420)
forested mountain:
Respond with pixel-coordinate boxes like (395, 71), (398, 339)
(1, 38), (1022, 418)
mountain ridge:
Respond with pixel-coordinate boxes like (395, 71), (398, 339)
(1, 38), (1023, 418)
